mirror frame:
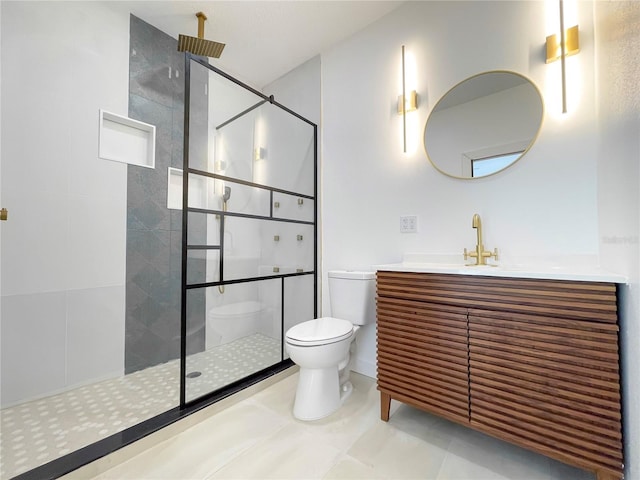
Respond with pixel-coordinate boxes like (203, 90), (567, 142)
(423, 70), (544, 180)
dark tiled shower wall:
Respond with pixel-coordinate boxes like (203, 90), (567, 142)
(125, 15), (207, 374)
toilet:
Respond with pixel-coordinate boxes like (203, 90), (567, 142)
(285, 270), (375, 421)
(206, 300), (268, 349)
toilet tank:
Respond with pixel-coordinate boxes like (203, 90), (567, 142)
(328, 270), (376, 326)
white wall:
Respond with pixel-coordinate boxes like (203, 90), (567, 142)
(0, 0), (3, 395)
(321, 1), (638, 477)
(594, 2), (640, 479)
(264, 55), (321, 125)
(322, 0), (600, 378)
(0, 1), (130, 406)
(262, 56), (321, 338)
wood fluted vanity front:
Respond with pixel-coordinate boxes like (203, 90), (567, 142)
(376, 271), (623, 480)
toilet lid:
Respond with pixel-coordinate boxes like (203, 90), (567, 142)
(285, 317), (354, 346)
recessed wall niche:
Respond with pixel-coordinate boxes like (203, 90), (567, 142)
(167, 167), (209, 210)
(98, 109), (156, 168)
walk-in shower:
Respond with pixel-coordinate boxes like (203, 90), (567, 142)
(0, 14), (316, 479)
(181, 52), (317, 405)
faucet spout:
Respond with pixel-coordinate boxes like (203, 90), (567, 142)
(472, 213), (483, 249)
(463, 213), (498, 266)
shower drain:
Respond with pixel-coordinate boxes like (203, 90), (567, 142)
(186, 371), (202, 379)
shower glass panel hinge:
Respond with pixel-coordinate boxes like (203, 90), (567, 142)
(297, 235), (303, 241)
(297, 198), (304, 205)
(0, 208), (7, 221)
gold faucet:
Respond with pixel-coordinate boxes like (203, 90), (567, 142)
(463, 213), (498, 266)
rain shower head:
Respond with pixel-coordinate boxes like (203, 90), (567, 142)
(177, 12), (226, 58)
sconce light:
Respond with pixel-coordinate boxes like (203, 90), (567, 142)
(545, 0), (579, 113)
(397, 90), (418, 114)
(546, 25), (579, 63)
(254, 147), (266, 161)
(399, 45), (418, 153)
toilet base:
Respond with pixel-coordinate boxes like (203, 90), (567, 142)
(293, 367), (353, 421)
(341, 380), (354, 404)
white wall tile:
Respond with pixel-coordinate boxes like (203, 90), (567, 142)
(66, 286), (125, 387)
(65, 194), (126, 290)
(0, 1), (130, 404)
(1, 191), (69, 296)
(0, 292), (67, 407)
(1, 1), (129, 297)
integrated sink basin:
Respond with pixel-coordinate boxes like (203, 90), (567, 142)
(374, 258), (626, 283)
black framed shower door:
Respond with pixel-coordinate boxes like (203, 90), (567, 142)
(180, 53), (318, 407)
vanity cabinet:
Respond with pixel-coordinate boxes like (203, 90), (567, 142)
(377, 297), (468, 423)
(376, 271), (623, 480)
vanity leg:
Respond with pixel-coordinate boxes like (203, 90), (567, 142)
(380, 392), (391, 421)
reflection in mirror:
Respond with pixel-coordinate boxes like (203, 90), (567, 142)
(424, 71), (543, 179)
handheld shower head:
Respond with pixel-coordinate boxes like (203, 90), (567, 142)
(220, 186), (231, 213)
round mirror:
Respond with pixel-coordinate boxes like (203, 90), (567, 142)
(423, 71), (543, 179)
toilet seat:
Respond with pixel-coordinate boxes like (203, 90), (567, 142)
(285, 317), (353, 347)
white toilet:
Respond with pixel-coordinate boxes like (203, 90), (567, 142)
(206, 300), (268, 349)
(285, 270), (375, 421)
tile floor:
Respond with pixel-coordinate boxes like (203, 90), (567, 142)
(78, 371), (595, 480)
(0, 334), (280, 479)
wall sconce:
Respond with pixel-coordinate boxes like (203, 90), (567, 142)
(398, 90), (418, 115)
(254, 147), (266, 161)
(545, 0), (579, 113)
(398, 45), (418, 153)
(397, 90), (417, 115)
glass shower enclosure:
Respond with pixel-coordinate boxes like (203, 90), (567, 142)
(180, 54), (317, 405)
(0, 46), (316, 479)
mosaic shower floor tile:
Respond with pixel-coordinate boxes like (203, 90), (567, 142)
(0, 334), (281, 479)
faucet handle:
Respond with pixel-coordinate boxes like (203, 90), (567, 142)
(492, 248), (499, 261)
(463, 248), (469, 260)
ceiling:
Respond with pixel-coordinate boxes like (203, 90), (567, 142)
(126, 1), (404, 89)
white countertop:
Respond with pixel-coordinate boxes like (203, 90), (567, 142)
(373, 254), (627, 283)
